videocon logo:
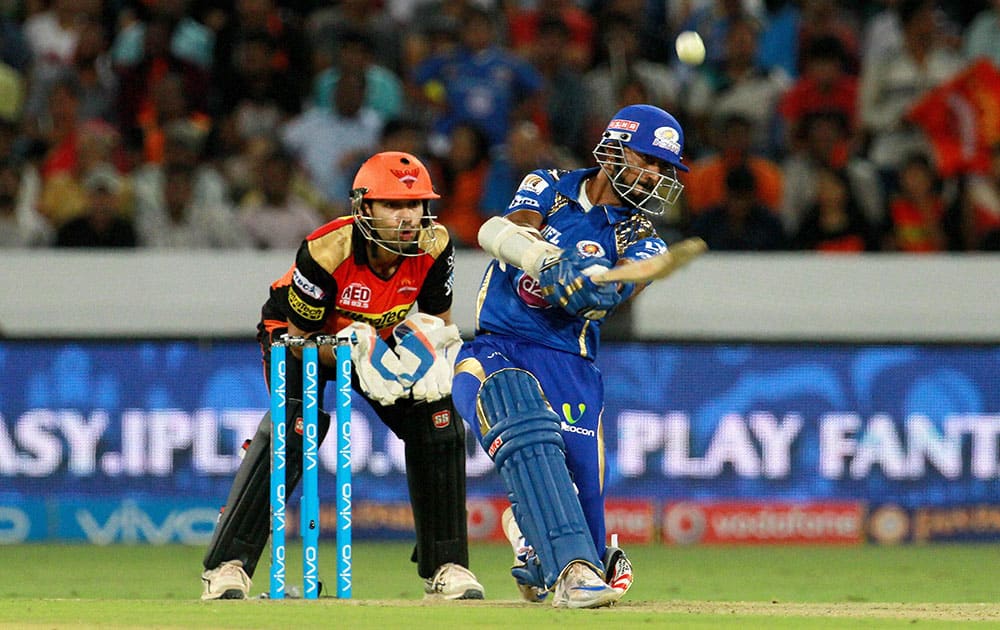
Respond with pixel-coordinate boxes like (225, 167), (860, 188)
(561, 403), (586, 424)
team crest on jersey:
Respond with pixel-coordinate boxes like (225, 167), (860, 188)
(432, 410), (451, 429)
(391, 168), (420, 189)
(653, 126), (681, 155)
(341, 282), (372, 308)
(576, 240), (606, 258)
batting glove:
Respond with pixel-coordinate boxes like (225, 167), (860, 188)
(341, 321), (407, 406)
(538, 250), (623, 320)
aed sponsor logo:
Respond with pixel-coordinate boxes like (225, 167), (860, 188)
(509, 195), (540, 209)
(288, 289), (325, 321)
(663, 501), (863, 545)
(341, 283), (371, 308)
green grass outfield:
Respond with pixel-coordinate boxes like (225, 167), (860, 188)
(1, 542), (999, 628)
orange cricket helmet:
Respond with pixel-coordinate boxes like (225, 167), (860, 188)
(351, 151), (440, 201)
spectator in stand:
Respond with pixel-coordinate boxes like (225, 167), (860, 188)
(399, 0), (466, 79)
(115, 17), (210, 135)
(112, 0), (214, 70)
(777, 35), (859, 153)
(434, 123), (491, 248)
(237, 147), (323, 249)
(796, 0), (861, 76)
(683, 114), (783, 217)
(0, 157), (51, 247)
(583, 12), (679, 150)
(305, 0), (400, 74)
(411, 4), (543, 153)
(23, 0), (94, 70)
(213, 30), (301, 144)
(55, 164), (136, 247)
(858, 0), (964, 177)
(210, 0), (310, 107)
(791, 166), (878, 252)
(964, 0), (1000, 66)
(282, 68), (383, 209)
(133, 71), (211, 166)
(683, 16), (790, 159)
(962, 142), (1000, 250)
(34, 75), (84, 181)
(481, 119), (575, 218)
(861, 0), (904, 62)
(689, 165), (787, 251)
(311, 29), (404, 123)
(507, 0), (596, 72)
(135, 161), (249, 248)
(673, 0), (763, 70)
(131, 119), (231, 226)
(38, 119), (123, 230)
(25, 18), (117, 126)
(781, 111), (885, 240)
(522, 15), (587, 160)
(889, 153), (955, 252)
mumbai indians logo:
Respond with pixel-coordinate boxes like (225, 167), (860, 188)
(575, 241), (605, 258)
(391, 168), (420, 189)
(652, 126), (681, 155)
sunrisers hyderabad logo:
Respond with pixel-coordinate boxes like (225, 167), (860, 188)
(391, 168), (420, 189)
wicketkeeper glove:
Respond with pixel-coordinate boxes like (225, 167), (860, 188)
(341, 321), (407, 406)
(537, 249), (623, 320)
(392, 312), (463, 402)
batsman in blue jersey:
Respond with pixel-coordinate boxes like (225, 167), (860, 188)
(452, 104), (690, 609)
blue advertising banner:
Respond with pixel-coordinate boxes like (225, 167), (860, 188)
(0, 341), (998, 543)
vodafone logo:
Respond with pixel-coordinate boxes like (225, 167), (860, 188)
(663, 503), (707, 545)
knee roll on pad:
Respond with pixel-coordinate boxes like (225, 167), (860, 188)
(479, 369), (602, 588)
(203, 399), (330, 576)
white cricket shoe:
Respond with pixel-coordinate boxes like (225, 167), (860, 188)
(603, 545), (633, 598)
(423, 563), (485, 600)
(551, 561), (619, 609)
(501, 507), (548, 603)
(201, 560), (251, 600)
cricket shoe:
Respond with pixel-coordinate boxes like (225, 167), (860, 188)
(603, 545), (633, 600)
(201, 560), (251, 600)
(501, 506), (548, 603)
(424, 563), (485, 600)
(551, 561), (619, 609)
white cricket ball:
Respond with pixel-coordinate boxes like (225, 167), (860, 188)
(675, 30), (706, 66)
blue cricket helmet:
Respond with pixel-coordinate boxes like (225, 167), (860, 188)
(600, 104), (689, 172)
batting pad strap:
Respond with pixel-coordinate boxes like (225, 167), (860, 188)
(478, 369), (602, 587)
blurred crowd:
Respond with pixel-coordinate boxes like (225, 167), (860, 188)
(1, 0), (1000, 252)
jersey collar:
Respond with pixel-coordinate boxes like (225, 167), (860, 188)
(553, 167), (634, 224)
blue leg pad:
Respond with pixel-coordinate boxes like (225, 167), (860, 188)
(479, 369), (602, 588)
